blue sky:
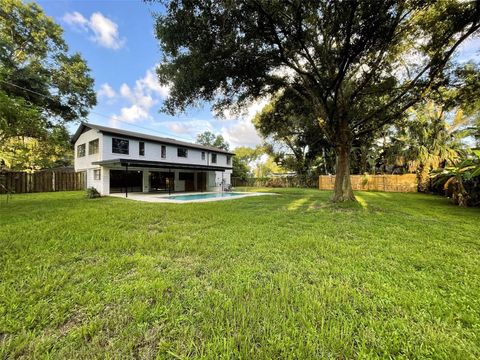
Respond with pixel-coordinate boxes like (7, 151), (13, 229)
(37, 1), (479, 149)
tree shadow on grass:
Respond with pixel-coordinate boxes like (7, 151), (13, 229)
(285, 194), (365, 213)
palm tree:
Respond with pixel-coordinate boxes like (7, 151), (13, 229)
(432, 149), (480, 206)
(386, 101), (468, 191)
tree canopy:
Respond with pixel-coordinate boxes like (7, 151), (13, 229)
(0, 0), (96, 169)
(153, 0), (480, 201)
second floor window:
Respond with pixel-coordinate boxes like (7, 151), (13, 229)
(77, 144), (86, 157)
(201, 152), (205, 160)
(139, 142), (145, 156)
(161, 145), (166, 158)
(227, 155), (231, 165)
(177, 147), (188, 158)
(112, 138), (129, 154)
(211, 153), (217, 164)
(88, 139), (99, 155)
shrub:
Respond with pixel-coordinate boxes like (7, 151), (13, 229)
(86, 187), (101, 199)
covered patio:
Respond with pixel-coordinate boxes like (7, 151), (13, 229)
(92, 158), (230, 197)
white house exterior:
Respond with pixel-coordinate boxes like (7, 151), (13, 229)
(73, 123), (234, 196)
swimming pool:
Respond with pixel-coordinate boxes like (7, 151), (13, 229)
(167, 192), (245, 201)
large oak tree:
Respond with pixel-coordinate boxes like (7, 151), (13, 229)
(152, 0), (480, 201)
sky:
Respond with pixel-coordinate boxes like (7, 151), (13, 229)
(36, 0), (480, 149)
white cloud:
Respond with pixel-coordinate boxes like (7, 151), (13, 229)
(159, 119), (215, 136)
(63, 11), (125, 50)
(62, 11), (88, 30)
(216, 98), (267, 147)
(119, 83), (132, 99)
(89, 12), (125, 50)
(97, 83), (116, 99)
(136, 69), (171, 98)
(109, 67), (171, 125)
(112, 105), (149, 123)
(221, 118), (263, 148)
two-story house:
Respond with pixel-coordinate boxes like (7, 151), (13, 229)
(73, 123), (234, 196)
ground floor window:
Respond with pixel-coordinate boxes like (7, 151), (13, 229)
(93, 169), (101, 180)
(149, 171), (174, 192)
(179, 172), (195, 191)
(109, 170), (143, 193)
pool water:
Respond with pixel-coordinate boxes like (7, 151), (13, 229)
(167, 192), (245, 201)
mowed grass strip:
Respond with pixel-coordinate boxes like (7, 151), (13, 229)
(0, 188), (479, 359)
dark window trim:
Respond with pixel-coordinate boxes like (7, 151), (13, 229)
(201, 151), (205, 160)
(177, 147), (188, 158)
(161, 145), (166, 159)
(77, 143), (86, 158)
(112, 137), (129, 155)
(88, 139), (99, 155)
(211, 153), (217, 164)
(139, 141), (145, 156)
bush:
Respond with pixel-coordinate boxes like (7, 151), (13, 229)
(86, 187), (101, 199)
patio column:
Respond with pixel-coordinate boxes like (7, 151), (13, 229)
(143, 170), (149, 193)
(124, 163), (128, 198)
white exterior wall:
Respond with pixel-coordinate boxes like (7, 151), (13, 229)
(74, 129), (102, 171)
(74, 128), (233, 195)
(101, 134), (232, 167)
(74, 129), (105, 193)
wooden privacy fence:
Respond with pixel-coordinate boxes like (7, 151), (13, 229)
(232, 176), (318, 188)
(319, 174), (418, 192)
(0, 171), (86, 194)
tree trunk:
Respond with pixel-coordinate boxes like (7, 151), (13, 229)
(417, 163), (429, 192)
(331, 125), (356, 202)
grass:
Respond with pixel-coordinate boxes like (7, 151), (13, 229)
(0, 188), (479, 359)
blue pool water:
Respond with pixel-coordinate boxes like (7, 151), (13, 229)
(167, 192), (246, 201)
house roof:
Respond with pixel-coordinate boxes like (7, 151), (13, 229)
(72, 122), (235, 155)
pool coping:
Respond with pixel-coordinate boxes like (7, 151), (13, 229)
(109, 191), (276, 203)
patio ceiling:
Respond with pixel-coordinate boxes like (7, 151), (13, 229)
(92, 158), (229, 172)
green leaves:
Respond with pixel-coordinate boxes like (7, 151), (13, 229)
(0, 0), (96, 170)
(0, 0), (96, 127)
(431, 149), (480, 206)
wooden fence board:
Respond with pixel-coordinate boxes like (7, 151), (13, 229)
(319, 174), (417, 192)
(0, 171), (86, 194)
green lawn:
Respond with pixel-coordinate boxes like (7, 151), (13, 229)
(1, 188), (479, 359)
